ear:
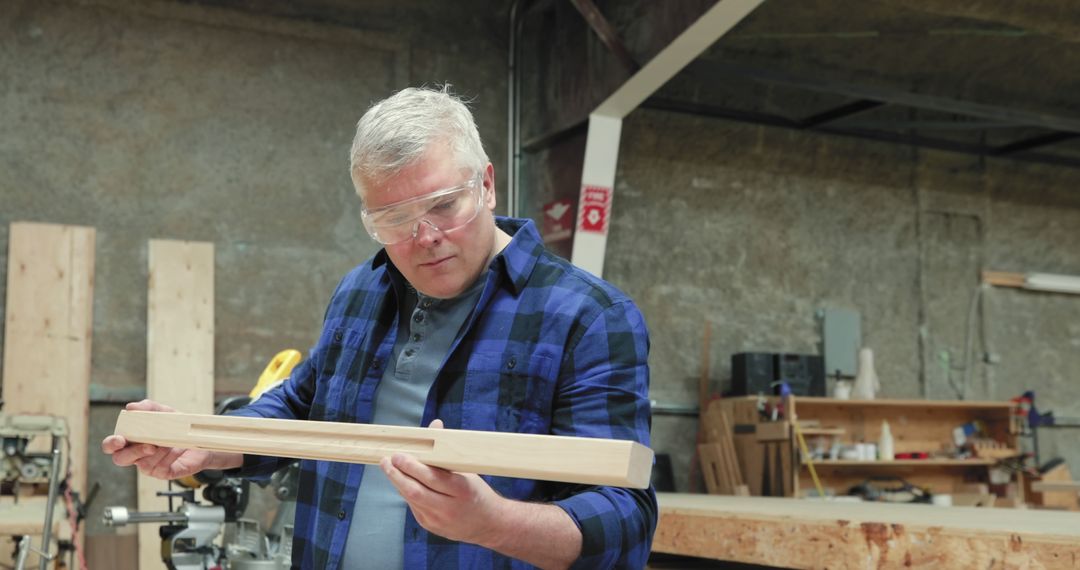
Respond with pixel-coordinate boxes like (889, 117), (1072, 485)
(482, 163), (497, 211)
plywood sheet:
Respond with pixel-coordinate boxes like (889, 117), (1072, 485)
(1, 222), (95, 497)
(137, 240), (214, 570)
(653, 493), (1080, 569)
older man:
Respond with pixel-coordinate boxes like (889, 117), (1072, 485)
(104, 86), (656, 569)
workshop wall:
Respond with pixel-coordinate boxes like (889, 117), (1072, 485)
(0, 0), (506, 535)
(608, 109), (1080, 491)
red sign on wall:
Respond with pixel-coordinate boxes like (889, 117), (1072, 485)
(542, 199), (574, 242)
(577, 185), (611, 235)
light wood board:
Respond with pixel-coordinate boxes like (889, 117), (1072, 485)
(138, 240), (214, 570)
(114, 411), (654, 488)
(653, 493), (1080, 569)
(1033, 481), (1080, 492)
(1, 222), (95, 498)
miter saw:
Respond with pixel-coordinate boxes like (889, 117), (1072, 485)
(102, 350), (302, 570)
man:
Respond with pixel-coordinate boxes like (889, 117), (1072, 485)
(103, 86), (656, 569)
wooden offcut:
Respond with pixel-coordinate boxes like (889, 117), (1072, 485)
(114, 411), (655, 488)
(653, 493), (1080, 569)
(138, 240), (215, 570)
(2, 222), (95, 498)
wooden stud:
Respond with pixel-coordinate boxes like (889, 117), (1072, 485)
(115, 411), (655, 489)
(138, 240), (215, 570)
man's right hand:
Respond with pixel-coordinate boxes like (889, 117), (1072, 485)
(101, 399), (242, 479)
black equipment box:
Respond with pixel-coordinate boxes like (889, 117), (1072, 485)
(731, 352), (825, 397)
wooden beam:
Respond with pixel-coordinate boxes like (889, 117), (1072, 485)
(0, 222), (92, 568)
(982, 270), (1026, 288)
(114, 411), (654, 489)
(653, 493), (1080, 568)
(138, 240), (214, 570)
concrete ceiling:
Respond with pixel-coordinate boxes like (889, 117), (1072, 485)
(176, 0), (1080, 165)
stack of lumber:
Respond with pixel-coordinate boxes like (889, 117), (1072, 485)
(698, 401), (745, 495)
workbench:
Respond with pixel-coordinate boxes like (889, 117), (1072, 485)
(652, 493), (1080, 569)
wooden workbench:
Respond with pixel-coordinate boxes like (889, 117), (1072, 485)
(653, 493), (1080, 569)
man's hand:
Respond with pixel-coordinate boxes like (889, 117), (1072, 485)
(101, 399), (241, 479)
(381, 420), (582, 569)
(379, 419), (507, 545)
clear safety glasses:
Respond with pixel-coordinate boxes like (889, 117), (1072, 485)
(361, 173), (485, 245)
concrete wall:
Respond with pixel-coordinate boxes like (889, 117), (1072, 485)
(0, 0), (506, 536)
(607, 109), (1080, 490)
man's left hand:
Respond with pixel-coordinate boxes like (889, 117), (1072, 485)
(380, 419), (509, 546)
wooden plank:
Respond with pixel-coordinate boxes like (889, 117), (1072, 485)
(697, 443), (724, 494)
(982, 270), (1026, 288)
(732, 433), (763, 496)
(755, 421), (789, 442)
(796, 463), (978, 499)
(653, 493), (1080, 568)
(1030, 463), (1080, 510)
(115, 411), (655, 488)
(718, 410), (743, 488)
(138, 240), (215, 570)
(1033, 481), (1080, 493)
(792, 396), (1014, 410)
(2, 222), (95, 498)
(701, 403), (744, 494)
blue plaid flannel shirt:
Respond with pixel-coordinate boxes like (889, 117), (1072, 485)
(228, 216), (656, 569)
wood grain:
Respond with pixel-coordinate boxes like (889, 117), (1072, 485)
(114, 411), (654, 488)
(138, 240), (215, 570)
(654, 493), (1080, 569)
(1, 222), (95, 497)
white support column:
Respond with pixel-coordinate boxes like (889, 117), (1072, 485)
(570, 114), (622, 276)
(570, 0), (764, 277)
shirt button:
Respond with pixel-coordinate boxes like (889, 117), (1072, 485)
(371, 359), (381, 370)
(412, 333), (421, 342)
(507, 356), (517, 369)
(422, 299), (432, 309)
(333, 331), (343, 343)
(414, 312), (425, 323)
(338, 510), (346, 520)
(405, 348), (416, 357)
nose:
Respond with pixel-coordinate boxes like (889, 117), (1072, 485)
(412, 218), (443, 247)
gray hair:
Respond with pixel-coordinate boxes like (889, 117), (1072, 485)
(349, 85), (489, 198)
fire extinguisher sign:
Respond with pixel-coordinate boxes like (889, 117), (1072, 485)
(577, 185), (611, 235)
